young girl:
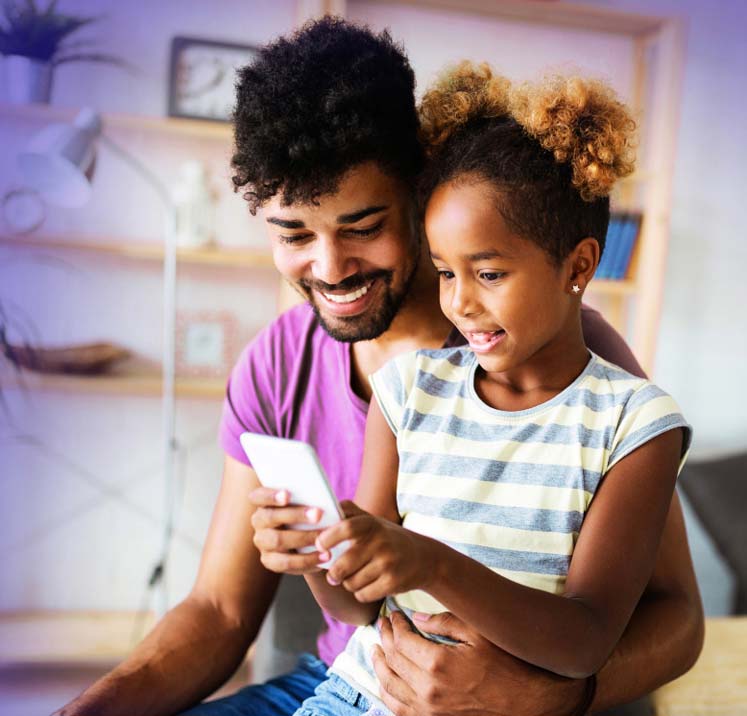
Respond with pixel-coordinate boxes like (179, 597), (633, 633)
(293, 64), (691, 716)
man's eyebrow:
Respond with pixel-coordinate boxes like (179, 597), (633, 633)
(266, 217), (306, 229)
(337, 205), (388, 224)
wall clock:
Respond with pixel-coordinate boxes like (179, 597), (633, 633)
(168, 36), (258, 122)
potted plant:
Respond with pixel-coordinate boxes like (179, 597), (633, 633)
(0, 0), (126, 104)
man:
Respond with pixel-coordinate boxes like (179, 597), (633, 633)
(56, 17), (703, 716)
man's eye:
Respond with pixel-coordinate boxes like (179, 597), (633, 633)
(279, 234), (312, 245)
(346, 221), (384, 238)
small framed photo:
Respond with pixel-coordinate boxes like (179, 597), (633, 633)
(168, 36), (258, 122)
(176, 310), (237, 378)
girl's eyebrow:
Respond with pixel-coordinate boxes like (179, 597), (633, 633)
(430, 249), (514, 261)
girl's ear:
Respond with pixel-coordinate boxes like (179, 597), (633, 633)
(566, 237), (600, 297)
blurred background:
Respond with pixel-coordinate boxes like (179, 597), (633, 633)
(0, 0), (745, 714)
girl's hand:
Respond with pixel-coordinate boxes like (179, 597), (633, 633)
(249, 486), (327, 575)
(317, 501), (438, 602)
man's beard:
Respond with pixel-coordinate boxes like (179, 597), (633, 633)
(295, 258), (419, 343)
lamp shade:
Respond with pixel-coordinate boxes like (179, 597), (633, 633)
(18, 108), (103, 208)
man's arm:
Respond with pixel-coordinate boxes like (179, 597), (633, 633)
(591, 489), (704, 710)
(370, 490), (703, 716)
(54, 455), (281, 716)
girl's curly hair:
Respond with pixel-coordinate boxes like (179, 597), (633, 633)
(418, 62), (637, 262)
(232, 17), (423, 214)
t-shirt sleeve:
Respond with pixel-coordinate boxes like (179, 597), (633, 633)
(218, 327), (278, 467)
(368, 352), (419, 436)
(581, 304), (646, 378)
(607, 383), (692, 475)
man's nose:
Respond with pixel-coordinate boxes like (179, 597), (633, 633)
(311, 237), (358, 286)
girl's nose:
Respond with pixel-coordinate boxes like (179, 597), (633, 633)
(450, 281), (481, 318)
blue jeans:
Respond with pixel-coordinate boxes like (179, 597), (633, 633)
(178, 653), (328, 716)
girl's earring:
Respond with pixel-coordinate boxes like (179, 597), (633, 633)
(572, 284), (581, 294)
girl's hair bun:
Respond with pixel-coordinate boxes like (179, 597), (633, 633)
(508, 76), (636, 200)
(418, 61), (511, 154)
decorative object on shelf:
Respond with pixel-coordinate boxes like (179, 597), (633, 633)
(17, 106), (179, 615)
(1, 337), (130, 375)
(168, 36), (257, 122)
(172, 160), (215, 248)
(1, 186), (45, 233)
(596, 212), (642, 280)
(0, 0), (127, 104)
(175, 310), (237, 379)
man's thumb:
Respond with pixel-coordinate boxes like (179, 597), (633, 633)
(411, 611), (469, 643)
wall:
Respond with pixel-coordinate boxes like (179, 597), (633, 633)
(569, 1), (747, 459)
(0, 0), (297, 613)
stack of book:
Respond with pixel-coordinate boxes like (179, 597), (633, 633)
(597, 212), (642, 280)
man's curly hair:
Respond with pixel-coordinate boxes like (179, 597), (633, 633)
(232, 17), (423, 214)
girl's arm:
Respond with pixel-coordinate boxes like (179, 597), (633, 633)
(321, 423), (685, 678)
(416, 427), (686, 678)
(304, 397), (401, 626)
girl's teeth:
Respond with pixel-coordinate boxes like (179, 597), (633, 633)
(323, 283), (371, 304)
(471, 331), (501, 344)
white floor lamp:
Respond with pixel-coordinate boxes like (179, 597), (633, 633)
(19, 108), (180, 615)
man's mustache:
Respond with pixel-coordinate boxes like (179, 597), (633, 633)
(300, 269), (392, 294)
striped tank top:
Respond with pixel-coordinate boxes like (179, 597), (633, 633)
(330, 347), (690, 707)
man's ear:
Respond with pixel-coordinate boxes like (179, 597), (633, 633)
(565, 237), (600, 297)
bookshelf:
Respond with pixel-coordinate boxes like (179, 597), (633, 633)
(1, 362), (226, 399)
(0, 235), (275, 269)
(0, 99), (278, 399)
(0, 101), (233, 141)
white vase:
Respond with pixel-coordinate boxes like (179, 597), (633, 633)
(172, 160), (215, 248)
(3, 55), (53, 104)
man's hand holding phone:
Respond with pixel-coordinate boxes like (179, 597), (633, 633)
(241, 434), (351, 574)
(249, 486), (329, 575)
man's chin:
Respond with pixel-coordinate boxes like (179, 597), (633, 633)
(313, 303), (394, 343)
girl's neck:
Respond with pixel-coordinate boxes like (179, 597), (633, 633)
(475, 318), (589, 413)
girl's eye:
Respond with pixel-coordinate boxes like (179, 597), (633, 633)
(480, 271), (505, 283)
(345, 220), (384, 238)
(438, 270), (455, 280)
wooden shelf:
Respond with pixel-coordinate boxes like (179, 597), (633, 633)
(0, 101), (232, 141)
(0, 235), (275, 269)
(1, 362), (226, 399)
(587, 279), (637, 296)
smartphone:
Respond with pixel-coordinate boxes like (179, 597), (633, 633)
(239, 432), (349, 569)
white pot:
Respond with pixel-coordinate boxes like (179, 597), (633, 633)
(3, 55), (53, 104)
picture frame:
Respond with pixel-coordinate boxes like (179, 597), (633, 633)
(175, 310), (237, 378)
(167, 36), (258, 123)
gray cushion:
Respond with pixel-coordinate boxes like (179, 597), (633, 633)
(678, 453), (747, 613)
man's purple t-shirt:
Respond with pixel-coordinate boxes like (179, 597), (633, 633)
(219, 302), (644, 666)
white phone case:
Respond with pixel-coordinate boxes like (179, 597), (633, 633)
(239, 433), (350, 569)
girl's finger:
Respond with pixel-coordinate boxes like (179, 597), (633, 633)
(353, 576), (390, 603)
(340, 559), (384, 594)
